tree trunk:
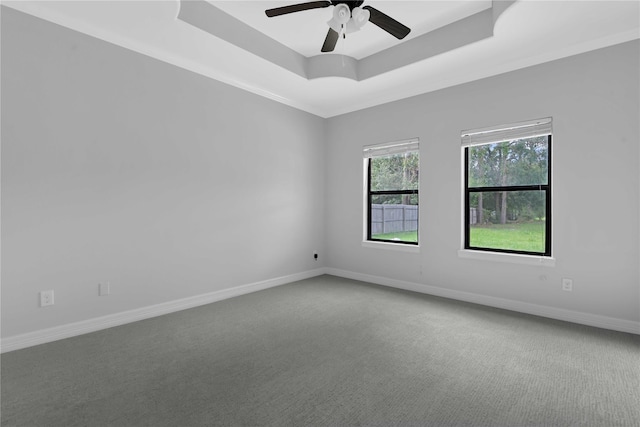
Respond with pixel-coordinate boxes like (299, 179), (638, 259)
(500, 191), (507, 224)
(477, 152), (484, 224)
(402, 153), (411, 205)
(499, 144), (509, 224)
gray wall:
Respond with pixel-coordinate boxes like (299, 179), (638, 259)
(1, 8), (326, 337)
(325, 40), (639, 323)
(2, 6), (638, 341)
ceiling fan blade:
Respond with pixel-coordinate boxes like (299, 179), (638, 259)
(321, 28), (340, 52)
(362, 6), (410, 39)
(265, 1), (332, 17)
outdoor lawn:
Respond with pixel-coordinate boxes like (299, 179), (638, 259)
(372, 231), (418, 243)
(470, 221), (545, 253)
(373, 221), (545, 252)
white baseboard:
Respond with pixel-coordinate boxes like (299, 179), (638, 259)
(326, 268), (640, 335)
(0, 268), (326, 353)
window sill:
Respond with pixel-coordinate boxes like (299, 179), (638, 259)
(458, 249), (555, 267)
(362, 241), (420, 253)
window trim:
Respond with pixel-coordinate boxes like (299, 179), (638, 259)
(462, 134), (552, 257)
(457, 249), (556, 266)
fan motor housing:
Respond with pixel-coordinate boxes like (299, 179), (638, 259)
(331, 1), (364, 11)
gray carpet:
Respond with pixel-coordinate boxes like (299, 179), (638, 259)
(2, 275), (639, 426)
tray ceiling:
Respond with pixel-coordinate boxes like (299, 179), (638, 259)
(3, 1), (639, 117)
(211, 1), (493, 59)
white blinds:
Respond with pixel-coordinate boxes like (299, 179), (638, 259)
(461, 117), (552, 147)
(363, 138), (419, 158)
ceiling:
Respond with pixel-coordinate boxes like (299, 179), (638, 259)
(212, 1), (493, 59)
(3, 1), (639, 118)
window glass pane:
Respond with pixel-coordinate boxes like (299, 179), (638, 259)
(370, 152), (419, 191)
(468, 190), (546, 253)
(468, 136), (548, 188)
(371, 194), (418, 243)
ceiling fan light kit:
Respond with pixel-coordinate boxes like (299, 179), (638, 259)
(327, 3), (351, 33)
(346, 7), (370, 33)
(265, 1), (410, 53)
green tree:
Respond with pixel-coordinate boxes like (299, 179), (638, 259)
(468, 137), (547, 224)
(371, 152), (418, 205)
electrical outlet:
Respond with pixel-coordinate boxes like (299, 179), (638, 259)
(313, 251), (318, 261)
(99, 282), (110, 296)
(40, 290), (55, 307)
(562, 278), (573, 292)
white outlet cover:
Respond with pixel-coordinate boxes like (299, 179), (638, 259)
(40, 290), (55, 306)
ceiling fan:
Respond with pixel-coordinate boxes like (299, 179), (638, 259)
(265, 1), (411, 53)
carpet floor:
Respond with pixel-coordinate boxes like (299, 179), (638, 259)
(2, 275), (639, 426)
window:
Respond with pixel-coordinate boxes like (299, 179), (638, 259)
(462, 118), (551, 256)
(364, 139), (419, 245)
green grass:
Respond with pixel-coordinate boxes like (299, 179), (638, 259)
(470, 221), (545, 253)
(372, 230), (418, 243)
(372, 222), (545, 251)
